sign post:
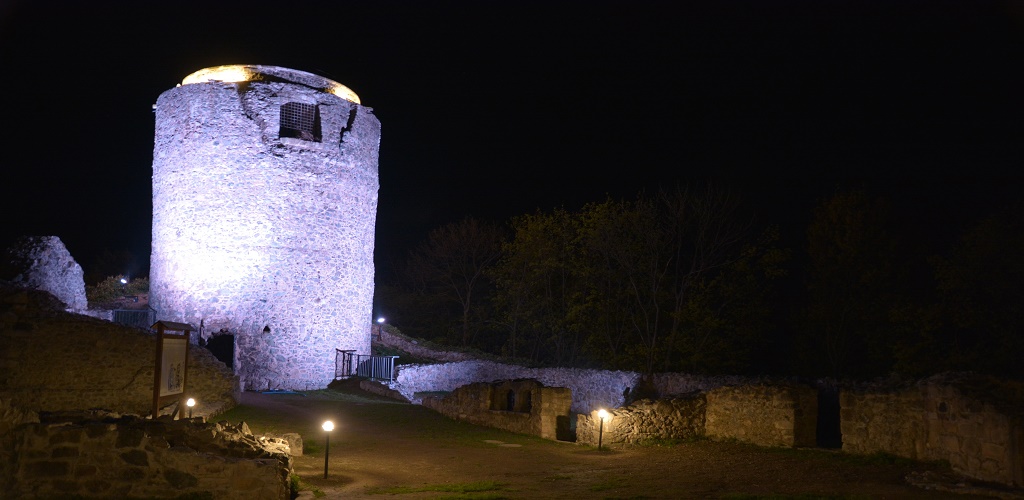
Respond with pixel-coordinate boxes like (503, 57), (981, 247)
(151, 321), (195, 419)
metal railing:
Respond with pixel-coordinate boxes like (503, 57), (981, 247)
(336, 349), (398, 382)
(112, 308), (156, 330)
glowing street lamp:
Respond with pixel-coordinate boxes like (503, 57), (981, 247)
(322, 420), (334, 478)
(186, 398), (195, 419)
(597, 409), (609, 450)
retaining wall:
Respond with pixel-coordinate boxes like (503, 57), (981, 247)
(1, 411), (292, 499)
(1, 286), (238, 418)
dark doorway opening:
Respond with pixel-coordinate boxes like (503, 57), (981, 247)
(816, 384), (842, 448)
(205, 334), (234, 369)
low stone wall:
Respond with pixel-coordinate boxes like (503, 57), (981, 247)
(358, 380), (410, 402)
(577, 394), (706, 447)
(704, 383), (818, 448)
(575, 382), (817, 449)
(841, 373), (1024, 488)
(1, 410), (292, 499)
(1, 285), (238, 418)
(393, 361), (635, 414)
(421, 379), (572, 440)
(376, 328), (477, 363)
(392, 361), (756, 414)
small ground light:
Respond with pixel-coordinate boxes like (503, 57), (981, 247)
(322, 420), (334, 478)
(186, 398), (195, 419)
(377, 317), (385, 324)
(597, 409), (609, 450)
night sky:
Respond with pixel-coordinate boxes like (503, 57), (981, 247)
(1, 1), (1022, 282)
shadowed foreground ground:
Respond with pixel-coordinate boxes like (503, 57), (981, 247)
(217, 380), (1019, 499)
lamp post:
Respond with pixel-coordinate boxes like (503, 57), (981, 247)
(597, 409), (608, 450)
(186, 398), (195, 419)
(322, 420), (334, 478)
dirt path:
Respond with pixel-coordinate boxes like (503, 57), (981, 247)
(230, 385), (1016, 500)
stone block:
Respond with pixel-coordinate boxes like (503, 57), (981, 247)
(23, 460), (69, 477)
(120, 449), (149, 466)
(50, 446), (79, 458)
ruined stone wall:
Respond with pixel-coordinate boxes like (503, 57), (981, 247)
(392, 360), (758, 414)
(151, 65), (379, 391)
(704, 383), (818, 448)
(2, 236), (87, 312)
(1, 413), (291, 499)
(421, 380), (572, 440)
(0, 286), (238, 417)
(841, 373), (1024, 488)
(576, 395), (706, 447)
(393, 360), (640, 414)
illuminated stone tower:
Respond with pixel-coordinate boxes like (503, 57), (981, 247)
(150, 65), (380, 391)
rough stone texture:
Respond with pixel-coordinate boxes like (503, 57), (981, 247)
(150, 65), (380, 391)
(376, 328), (478, 362)
(391, 360), (761, 415)
(1, 411), (291, 499)
(421, 379), (572, 440)
(704, 383), (818, 448)
(576, 395), (706, 447)
(0, 282), (238, 417)
(359, 380), (411, 402)
(841, 373), (1024, 488)
(393, 361), (641, 414)
(2, 236), (87, 312)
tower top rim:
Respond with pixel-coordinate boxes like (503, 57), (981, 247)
(180, 65), (361, 104)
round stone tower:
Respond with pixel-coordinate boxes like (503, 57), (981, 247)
(150, 65), (380, 391)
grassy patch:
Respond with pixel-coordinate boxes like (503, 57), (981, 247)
(367, 481), (509, 496)
(722, 495), (872, 500)
(634, 436), (703, 447)
(765, 447), (918, 468)
(589, 477), (627, 491)
(290, 474), (325, 498)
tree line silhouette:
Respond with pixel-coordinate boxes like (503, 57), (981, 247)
(376, 183), (1023, 381)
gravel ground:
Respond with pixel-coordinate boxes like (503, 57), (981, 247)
(229, 383), (1021, 500)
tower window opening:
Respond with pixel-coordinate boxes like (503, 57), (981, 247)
(279, 102), (321, 142)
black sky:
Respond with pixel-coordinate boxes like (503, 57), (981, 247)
(1, 1), (1022, 281)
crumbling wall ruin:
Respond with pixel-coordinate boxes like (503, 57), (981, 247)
(1, 236), (87, 312)
(421, 379), (572, 440)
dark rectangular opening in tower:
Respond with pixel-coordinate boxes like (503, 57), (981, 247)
(280, 102), (322, 142)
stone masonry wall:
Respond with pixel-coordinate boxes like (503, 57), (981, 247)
(841, 373), (1024, 488)
(0, 285), (238, 417)
(2, 412), (291, 499)
(151, 65), (379, 391)
(704, 383), (818, 448)
(421, 379), (572, 441)
(576, 395), (706, 447)
(392, 360), (768, 415)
